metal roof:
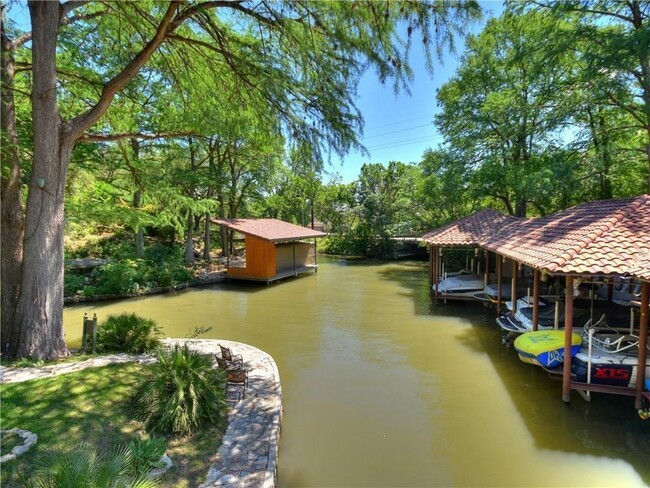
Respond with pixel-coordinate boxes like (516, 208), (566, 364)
(212, 218), (327, 242)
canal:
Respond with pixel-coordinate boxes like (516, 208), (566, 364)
(64, 257), (650, 487)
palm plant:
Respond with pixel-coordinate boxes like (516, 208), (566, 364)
(134, 345), (227, 435)
(28, 443), (158, 488)
(96, 313), (162, 354)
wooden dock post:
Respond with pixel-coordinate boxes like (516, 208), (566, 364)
(433, 246), (439, 303)
(532, 270), (540, 332)
(635, 282), (649, 409)
(563, 275), (574, 403)
(511, 261), (519, 314)
(496, 256), (503, 314)
(81, 313), (98, 354)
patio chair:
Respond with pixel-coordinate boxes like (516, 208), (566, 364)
(215, 354), (243, 370)
(226, 367), (248, 399)
(219, 344), (243, 365)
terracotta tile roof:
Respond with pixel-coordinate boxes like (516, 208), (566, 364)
(630, 252), (650, 281)
(482, 195), (650, 279)
(212, 218), (327, 242)
(422, 209), (519, 246)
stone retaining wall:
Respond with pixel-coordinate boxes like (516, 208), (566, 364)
(165, 340), (282, 488)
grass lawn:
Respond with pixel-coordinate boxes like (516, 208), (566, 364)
(0, 362), (225, 487)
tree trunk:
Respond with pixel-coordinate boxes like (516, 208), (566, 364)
(184, 210), (195, 264)
(185, 137), (196, 264)
(15, 2), (69, 359)
(203, 211), (211, 262)
(130, 139), (145, 258)
(1, 22), (24, 355)
(134, 189), (145, 258)
(515, 197), (527, 218)
(7, 1), (180, 359)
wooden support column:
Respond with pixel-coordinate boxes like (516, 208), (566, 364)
(292, 241), (296, 275)
(496, 256), (503, 314)
(607, 282), (614, 301)
(484, 250), (490, 286)
(562, 275), (575, 403)
(635, 282), (649, 409)
(314, 238), (318, 269)
(512, 260), (519, 314)
(433, 246), (439, 302)
(532, 270), (540, 332)
(429, 245), (434, 285)
(225, 230), (230, 269)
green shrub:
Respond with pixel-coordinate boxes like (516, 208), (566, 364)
(92, 260), (140, 295)
(64, 273), (87, 296)
(127, 437), (167, 478)
(140, 256), (192, 288)
(144, 243), (182, 263)
(96, 313), (162, 354)
(320, 235), (366, 256)
(28, 443), (158, 488)
(134, 345), (227, 435)
(102, 237), (138, 260)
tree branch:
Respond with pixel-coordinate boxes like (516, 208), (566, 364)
(167, 33), (230, 57)
(66, 1), (182, 140)
(80, 131), (203, 142)
(528, 0), (634, 24)
(608, 93), (647, 127)
(60, 1), (89, 19)
(170, 1), (245, 29)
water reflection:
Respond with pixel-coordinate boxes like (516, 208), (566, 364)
(64, 258), (649, 487)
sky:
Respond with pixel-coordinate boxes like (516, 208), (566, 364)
(328, 1), (505, 183)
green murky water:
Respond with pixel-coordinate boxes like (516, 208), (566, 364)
(64, 257), (650, 487)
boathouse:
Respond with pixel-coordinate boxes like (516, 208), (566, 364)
(422, 209), (518, 301)
(481, 195), (650, 407)
(422, 195), (650, 408)
(212, 218), (326, 283)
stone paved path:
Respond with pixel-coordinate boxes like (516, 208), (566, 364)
(0, 339), (282, 488)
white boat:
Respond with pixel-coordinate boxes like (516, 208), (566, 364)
(496, 312), (528, 333)
(572, 348), (650, 388)
(505, 295), (552, 312)
(514, 302), (586, 330)
(496, 300), (586, 334)
(433, 271), (484, 298)
(484, 281), (532, 301)
(582, 314), (648, 355)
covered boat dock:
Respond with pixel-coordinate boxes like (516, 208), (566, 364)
(212, 218), (326, 284)
(422, 209), (518, 304)
(423, 195), (650, 408)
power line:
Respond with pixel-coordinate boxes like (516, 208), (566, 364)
(366, 134), (445, 151)
(362, 123), (432, 141)
(362, 114), (433, 135)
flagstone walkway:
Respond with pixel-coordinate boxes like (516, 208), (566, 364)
(0, 339), (282, 488)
